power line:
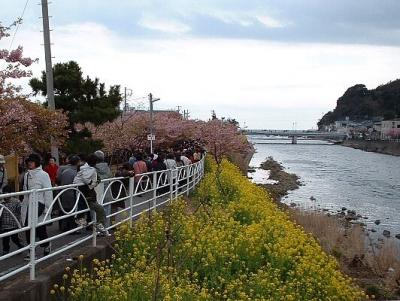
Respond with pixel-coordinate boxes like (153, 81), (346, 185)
(8, 0), (30, 52)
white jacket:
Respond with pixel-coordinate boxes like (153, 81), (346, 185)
(21, 166), (53, 224)
(73, 163), (98, 189)
(181, 156), (192, 166)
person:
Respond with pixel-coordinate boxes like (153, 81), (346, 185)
(151, 153), (159, 170)
(44, 157), (59, 186)
(185, 150), (195, 163)
(128, 154), (136, 168)
(0, 186), (24, 255)
(152, 153), (168, 195)
(145, 153), (153, 172)
(165, 153), (177, 170)
(0, 155), (7, 194)
(21, 153), (53, 259)
(175, 153), (184, 167)
(193, 149), (201, 162)
(73, 154), (109, 236)
(56, 155), (71, 184)
(133, 153), (148, 194)
(180, 152), (192, 166)
(58, 155), (80, 232)
(165, 153), (178, 191)
(94, 150), (112, 227)
(111, 162), (133, 218)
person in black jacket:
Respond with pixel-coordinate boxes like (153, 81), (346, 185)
(152, 153), (168, 195)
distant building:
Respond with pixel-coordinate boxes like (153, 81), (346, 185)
(381, 118), (400, 139)
(122, 107), (181, 116)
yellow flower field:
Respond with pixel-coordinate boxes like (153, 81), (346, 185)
(54, 158), (366, 301)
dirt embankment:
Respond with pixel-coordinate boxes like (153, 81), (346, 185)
(341, 140), (400, 156)
(229, 143), (255, 175)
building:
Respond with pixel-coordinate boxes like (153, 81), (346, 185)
(381, 118), (400, 139)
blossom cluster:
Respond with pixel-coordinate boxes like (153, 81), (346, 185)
(89, 111), (250, 162)
(0, 98), (69, 155)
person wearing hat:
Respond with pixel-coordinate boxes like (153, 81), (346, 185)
(21, 153), (53, 259)
(0, 155), (7, 194)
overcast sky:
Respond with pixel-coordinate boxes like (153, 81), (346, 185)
(1, 0), (400, 129)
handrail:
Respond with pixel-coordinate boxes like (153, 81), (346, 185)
(0, 157), (205, 282)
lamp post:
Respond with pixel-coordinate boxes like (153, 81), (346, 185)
(149, 93), (160, 154)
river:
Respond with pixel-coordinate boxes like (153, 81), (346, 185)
(248, 136), (400, 236)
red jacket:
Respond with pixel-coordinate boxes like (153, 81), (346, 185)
(44, 164), (59, 185)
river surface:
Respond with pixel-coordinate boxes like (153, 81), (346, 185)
(248, 136), (400, 236)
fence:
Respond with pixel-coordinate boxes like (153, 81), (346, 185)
(0, 157), (205, 282)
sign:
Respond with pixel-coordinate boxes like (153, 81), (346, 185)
(147, 134), (156, 141)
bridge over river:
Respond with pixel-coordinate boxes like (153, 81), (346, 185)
(245, 129), (347, 144)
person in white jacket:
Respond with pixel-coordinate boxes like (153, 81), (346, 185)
(73, 154), (109, 236)
(22, 153), (53, 259)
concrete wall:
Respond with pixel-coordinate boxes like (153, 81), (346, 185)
(341, 140), (400, 156)
(0, 238), (114, 301)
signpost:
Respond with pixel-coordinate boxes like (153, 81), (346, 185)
(148, 93), (160, 154)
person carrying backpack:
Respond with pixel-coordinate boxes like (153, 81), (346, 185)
(73, 154), (109, 236)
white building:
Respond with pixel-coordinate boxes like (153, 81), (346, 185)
(381, 119), (400, 139)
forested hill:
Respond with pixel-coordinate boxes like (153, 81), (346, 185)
(318, 79), (400, 129)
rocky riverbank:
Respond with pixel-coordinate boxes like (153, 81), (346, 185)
(341, 140), (400, 156)
(258, 156), (301, 200)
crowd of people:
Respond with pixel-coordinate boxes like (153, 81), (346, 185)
(0, 146), (205, 259)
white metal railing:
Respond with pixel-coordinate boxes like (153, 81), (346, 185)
(0, 157), (205, 282)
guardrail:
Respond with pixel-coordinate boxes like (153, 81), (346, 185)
(0, 157), (205, 282)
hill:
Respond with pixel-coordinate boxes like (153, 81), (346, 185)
(318, 79), (400, 129)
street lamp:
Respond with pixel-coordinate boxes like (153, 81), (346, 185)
(149, 93), (160, 154)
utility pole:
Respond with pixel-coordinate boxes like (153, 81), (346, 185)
(124, 87), (133, 112)
(41, 0), (58, 163)
(149, 93), (160, 154)
(183, 109), (189, 120)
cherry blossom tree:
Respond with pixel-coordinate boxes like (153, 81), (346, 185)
(89, 111), (199, 153)
(0, 97), (68, 155)
(89, 109), (251, 168)
(195, 118), (251, 167)
(0, 20), (37, 98)
(0, 20), (68, 155)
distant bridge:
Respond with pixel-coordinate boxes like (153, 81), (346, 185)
(244, 129), (346, 144)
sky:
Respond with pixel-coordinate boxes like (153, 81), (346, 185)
(1, 0), (400, 129)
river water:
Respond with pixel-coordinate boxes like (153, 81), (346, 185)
(248, 136), (400, 236)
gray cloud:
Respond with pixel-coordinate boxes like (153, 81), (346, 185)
(2, 0), (400, 45)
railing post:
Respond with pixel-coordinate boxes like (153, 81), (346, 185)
(29, 190), (38, 280)
(169, 169), (174, 202)
(92, 182), (105, 247)
(186, 166), (190, 196)
(128, 177), (134, 227)
(175, 171), (179, 199)
(152, 172), (157, 211)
